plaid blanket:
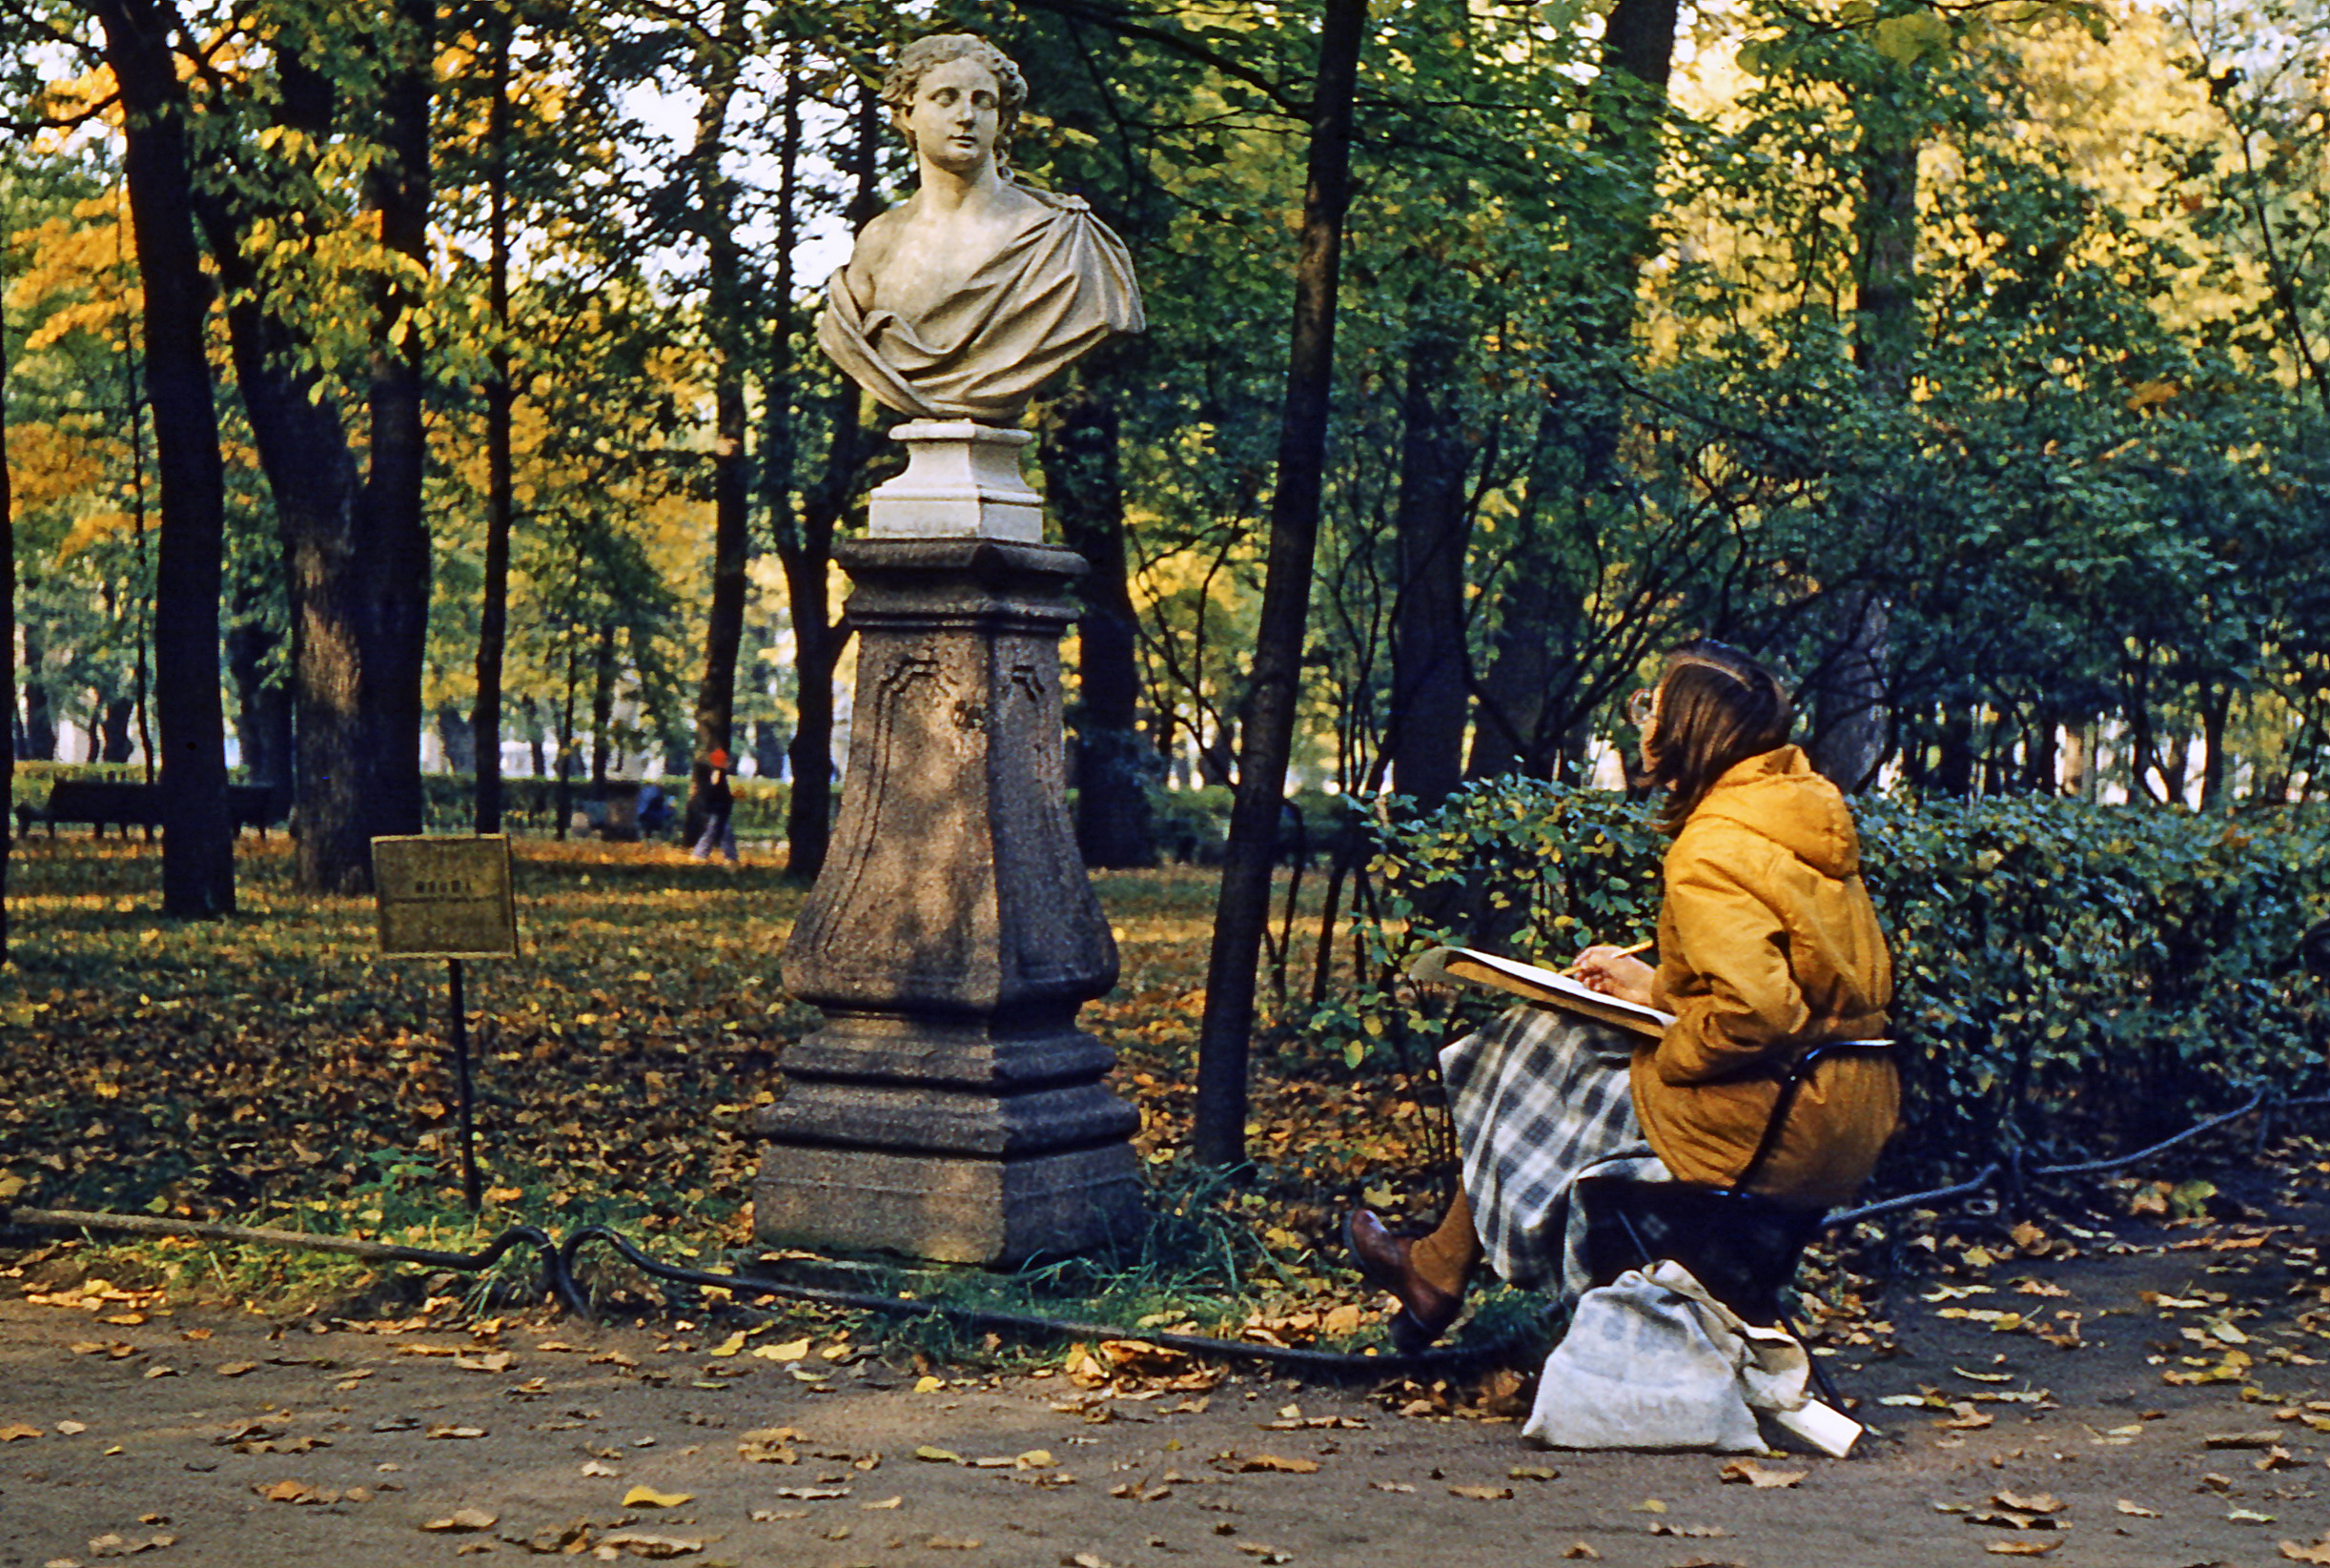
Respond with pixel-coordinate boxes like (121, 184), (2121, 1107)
(1441, 1004), (1672, 1301)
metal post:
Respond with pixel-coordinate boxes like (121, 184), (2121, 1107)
(449, 957), (480, 1212)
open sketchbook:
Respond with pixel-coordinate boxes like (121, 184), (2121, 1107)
(1407, 945), (1675, 1041)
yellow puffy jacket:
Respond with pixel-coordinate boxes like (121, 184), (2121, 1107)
(1631, 745), (1898, 1206)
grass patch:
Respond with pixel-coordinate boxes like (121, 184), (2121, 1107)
(1, 833), (1452, 1357)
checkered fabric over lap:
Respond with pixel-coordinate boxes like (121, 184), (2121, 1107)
(1440, 1004), (1672, 1301)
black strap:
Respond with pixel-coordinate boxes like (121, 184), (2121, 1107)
(1726, 1039), (1891, 1195)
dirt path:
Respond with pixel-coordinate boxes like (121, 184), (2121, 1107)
(3, 1196), (2326, 1568)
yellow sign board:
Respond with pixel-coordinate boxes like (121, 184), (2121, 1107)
(372, 836), (519, 959)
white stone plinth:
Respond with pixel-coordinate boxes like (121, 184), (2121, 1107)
(868, 421), (1043, 542)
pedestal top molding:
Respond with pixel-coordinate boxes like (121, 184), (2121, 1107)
(868, 421), (1045, 544)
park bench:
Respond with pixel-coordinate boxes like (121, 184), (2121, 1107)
(14, 780), (289, 841)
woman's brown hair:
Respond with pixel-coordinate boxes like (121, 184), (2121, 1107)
(1644, 641), (1793, 833)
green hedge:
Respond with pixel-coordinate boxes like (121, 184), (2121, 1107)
(417, 774), (790, 838)
(1313, 779), (2330, 1187)
(10, 760), (152, 812)
(1148, 785), (1353, 864)
(10, 766), (793, 841)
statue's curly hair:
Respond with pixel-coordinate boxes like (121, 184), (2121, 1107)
(880, 34), (1028, 160)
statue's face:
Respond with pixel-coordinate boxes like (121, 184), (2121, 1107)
(905, 55), (1002, 176)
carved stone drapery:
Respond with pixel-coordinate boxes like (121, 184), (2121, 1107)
(755, 536), (1142, 1264)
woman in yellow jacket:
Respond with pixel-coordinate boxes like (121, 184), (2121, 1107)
(1348, 641), (1896, 1347)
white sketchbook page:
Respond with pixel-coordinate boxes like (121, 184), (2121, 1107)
(1408, 945), (1676, 1028)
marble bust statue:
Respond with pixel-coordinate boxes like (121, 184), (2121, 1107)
(816, 34), (1145, 426)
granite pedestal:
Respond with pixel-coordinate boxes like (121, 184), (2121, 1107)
(755, 503), (1142, 1265)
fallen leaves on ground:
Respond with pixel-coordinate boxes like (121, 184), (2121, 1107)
(1718, 1459), (1804, 1489)
(2204, 1429), (2282, 1448)
(1232, 1454), (1319, 1475)
(620, 1485), (693, 1509)
(419, 1510), (498, 1534)
(597, 1529), (708, 1558)
(736, 1426), (805, 1463)
(1445, 1484), (1510, 1500)
(85, 1534), (174, 1558)
(1992, 1492), (2064, 1515)
(254, 1480), (364, 1506)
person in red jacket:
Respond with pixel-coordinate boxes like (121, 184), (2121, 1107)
(691, 748), (738, 865)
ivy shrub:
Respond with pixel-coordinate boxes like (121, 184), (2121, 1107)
(1311, 779), (2330, 1190)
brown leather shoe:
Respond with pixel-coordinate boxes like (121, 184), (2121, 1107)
(1343, 1208), (1462, 1351)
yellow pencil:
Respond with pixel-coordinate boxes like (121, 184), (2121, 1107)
(1561, 937), (1654, 977)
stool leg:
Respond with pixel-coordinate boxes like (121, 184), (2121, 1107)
(1792, 1313), (1851, 1414)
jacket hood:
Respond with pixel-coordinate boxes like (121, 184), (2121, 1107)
(1685, 744), (1861, 879)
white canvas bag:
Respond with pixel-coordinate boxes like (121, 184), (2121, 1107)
(1524, 1259), (1860, 1456)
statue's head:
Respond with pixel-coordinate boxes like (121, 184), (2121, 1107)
(881, 33), (1027, 168)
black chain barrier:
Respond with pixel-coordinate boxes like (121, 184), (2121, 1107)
(0, 1086), (2314, 1379)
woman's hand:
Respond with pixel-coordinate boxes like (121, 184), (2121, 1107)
(1573, 946), (1658, 1008)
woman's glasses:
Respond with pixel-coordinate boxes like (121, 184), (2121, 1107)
(1625, 687), (1658, 729)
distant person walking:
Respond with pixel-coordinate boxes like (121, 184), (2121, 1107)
(691, 749), (738, 865)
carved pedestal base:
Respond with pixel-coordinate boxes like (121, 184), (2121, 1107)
(755, 534), (1143, 1266)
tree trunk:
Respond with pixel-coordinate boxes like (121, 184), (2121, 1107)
(590, 621), (617, 795)
(2126, 647), (2159, 803)
(1386, 311), (1469, 812)
(2025, 703), (2059, 794)
(436, 706), (475, 775)
(1462, 421), (1586, 783)
(553, 641), (579, 840)
(21, 625), (54, 761)
(2156, 724), (2190, 806)
(201, 4), (435, 892)
(224, 573), (294, 808)
(185, 171), (359, 865)
(2, 255), (14, 962)
(1809, 121), (1918, 794)
(1806, 589), (1891, 791)
(1193, 0), (1367, 1171)
(89, 0), (235, 916)
(330, 0), (437, 886)
(1042, 364), (1156, 866)
(778, 71), (878, 886)
(2197, 680), (2231, 808)
(100, 697), (135, 764)
(685, 1), (750, 828)
(472, 4), (516, 835)
(1934, 704), (1974, 796)
(2059, 722), (2088, 798)
(1463, 0), (1680, 781)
